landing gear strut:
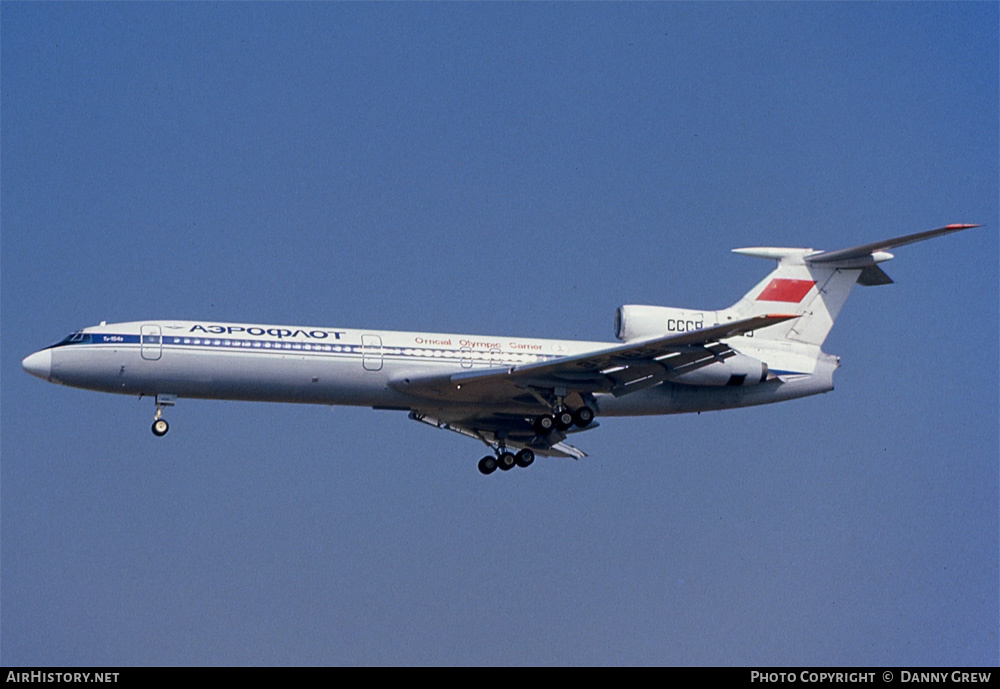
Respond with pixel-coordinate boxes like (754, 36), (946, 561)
(151, 393), (176, 437)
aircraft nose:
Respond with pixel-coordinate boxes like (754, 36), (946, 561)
(22, 349), (52, 380)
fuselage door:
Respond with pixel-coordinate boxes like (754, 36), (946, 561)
(362, 334), (383, 371)
(141, 324), (162, 361)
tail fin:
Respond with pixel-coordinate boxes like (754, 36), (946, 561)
(723, 224), (978, 347)
(723, 248), (858, 346)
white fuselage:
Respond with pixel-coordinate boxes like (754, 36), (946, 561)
(23, 320), (837, 418)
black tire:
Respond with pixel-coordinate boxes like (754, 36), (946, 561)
(497, 452), (516, 471)
(515, 449), (535, 468)
(533, 415), (555, 435)
(152, 419), (169, 437)
(478, 456), (497, 475)
(555, 409), (574, 431)
(573, 406), (595, 427)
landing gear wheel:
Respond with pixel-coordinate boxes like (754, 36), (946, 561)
(152, 418), (169, 437)
(478, 455), (498, 475)
(515, 449), (535, 468)
(573, 406), (595, 428)
(533, 415), (555, 435)
(555, 408), (574, 431)
(497, 452), (517, 471)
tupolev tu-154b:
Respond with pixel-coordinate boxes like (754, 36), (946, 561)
(23, 224), (977, 475)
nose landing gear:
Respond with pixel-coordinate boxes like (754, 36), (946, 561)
(152, 417), (169, 437)
(150, 393), (176, 437)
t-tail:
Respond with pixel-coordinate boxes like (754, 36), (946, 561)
(615, 223), (978, 383)
(721, 223), (979, 348)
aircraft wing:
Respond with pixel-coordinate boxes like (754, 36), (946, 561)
(391, 313), (796, 403)
(397, 313), (795, 458)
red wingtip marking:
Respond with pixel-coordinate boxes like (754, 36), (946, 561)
(945, 223), (980, 229)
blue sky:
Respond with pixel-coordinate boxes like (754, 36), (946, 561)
(2, 2), (997, 666)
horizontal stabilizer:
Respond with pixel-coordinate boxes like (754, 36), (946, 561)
(805, 224), (979, 264)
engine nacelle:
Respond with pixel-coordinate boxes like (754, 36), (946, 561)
(668, 353), (769, 387)
(615, 305), (708, 342)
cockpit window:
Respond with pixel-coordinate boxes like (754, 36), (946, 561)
(53, 331), (92, 347)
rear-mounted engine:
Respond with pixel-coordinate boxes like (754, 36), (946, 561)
(668, 353), (769, 386)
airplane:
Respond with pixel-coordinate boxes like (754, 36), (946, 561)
(22, 223), (978, 475)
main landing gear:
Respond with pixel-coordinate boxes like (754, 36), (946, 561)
(150, 393), (176, 437)
(477, 404), (595, 475)
(478, 448), (535, 475)
(531, 404), (594, 435)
